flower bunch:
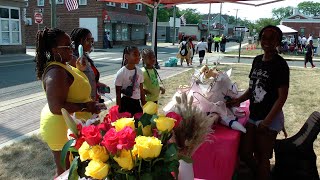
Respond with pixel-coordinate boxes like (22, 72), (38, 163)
(61, 102), (183, 180)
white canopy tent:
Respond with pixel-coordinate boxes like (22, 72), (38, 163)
(277, 25), (298, 34)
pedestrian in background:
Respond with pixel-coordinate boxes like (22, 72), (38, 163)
(305, 40), (315, 68)
(188, 37), (195, 65)
(220, 34), (227, 53)
(106, 32), (113, 48)
(228, 25), (289, 180)
(196, 37), (208, 66)
(115, 46), (145, 116)
(213, 35), (221, 52)
(177, 36), (191, 66)
(141, 48), (165, 104)
(70, 27), (110, 103)
(35, 27), (101, 177)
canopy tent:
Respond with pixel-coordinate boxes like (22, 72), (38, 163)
(98, 0), (285, 66)
(277, 25), (298, 34)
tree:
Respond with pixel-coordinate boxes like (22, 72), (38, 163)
(272, 6), (293, 23)
(298, 1), (320, 16)
(179, 8), (202, 24)
(146, 6), (175, 22)
(253, 18), (278, 34)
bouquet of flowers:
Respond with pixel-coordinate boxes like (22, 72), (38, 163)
(61, 102), (184, 180)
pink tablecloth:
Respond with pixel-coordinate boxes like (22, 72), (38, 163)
(192, 100), (250, 180)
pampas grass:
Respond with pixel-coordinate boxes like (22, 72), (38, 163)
(173, 92), (219, 157)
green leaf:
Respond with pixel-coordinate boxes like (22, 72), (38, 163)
(141, 172), (153, 180)
(61, 139), (75, 170)
(139, 113), (153, 126)
(68, 156), (79, 180)
(68, 146), (78, 153)
(137, 126), (143, 136)
(150, 115), (158, 128)
(127, 174), (136, 180)
(164, 143), (178, 162)
(61, 108), (78, 137)
(178, 154), (193, 164)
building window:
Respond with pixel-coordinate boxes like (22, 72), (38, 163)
(136, 4), (142, 11)
(56, 0), (64, 4)
(0, 7), (21, 45)
(300, 28), (305, 35)
(132, 25), (144, 40)
(106, 2), (115, 6)
(37, 0), (44, 6)
(79, 0), (87, 5)
(121, 3), (128, 9)
(116, 24), (128, 41)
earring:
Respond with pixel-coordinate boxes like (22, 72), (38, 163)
(46, 52), (51, 60)
(54, 53), (63, 62)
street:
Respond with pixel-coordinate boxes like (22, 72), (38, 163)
(0, 42), (312, 147)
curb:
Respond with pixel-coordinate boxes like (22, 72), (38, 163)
(223, 54), (320, 62)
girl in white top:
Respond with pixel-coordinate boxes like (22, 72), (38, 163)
(115, 46), (146, 116)
(196, 37), (208, 66)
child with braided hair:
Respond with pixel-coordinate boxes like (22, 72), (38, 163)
(115, 46), (146, 116)
(141, 48), (165, 104)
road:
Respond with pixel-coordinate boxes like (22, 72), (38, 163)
(0, 42), (311, 147)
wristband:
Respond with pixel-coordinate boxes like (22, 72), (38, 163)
(80, 103), (87, 112)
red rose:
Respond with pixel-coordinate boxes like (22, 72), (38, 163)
(166, 112), (183, 128)
(74, 136), (85, 149)
(81, 125), (102, 146)
(116, 126), (136, 150)
(133, 112), (143, 120)
(104, 105), (132, 123)
(101, 128), (118, 154)
(98, 121), (111, 133)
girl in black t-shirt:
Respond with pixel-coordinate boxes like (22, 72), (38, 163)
(305, 40), (315, 68)
(228, 25), (290, 180)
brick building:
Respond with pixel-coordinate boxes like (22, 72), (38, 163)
(25, 0), (149, 48)
(0, 0), (26, 54)
(281, 10), (320, 38)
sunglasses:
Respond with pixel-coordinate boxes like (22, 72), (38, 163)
(57, 41), (75, 50)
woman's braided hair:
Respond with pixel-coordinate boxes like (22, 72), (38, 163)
(258, 25), (283, 44)
(70, 27), (91, 53)
(35, 27), (65, 79)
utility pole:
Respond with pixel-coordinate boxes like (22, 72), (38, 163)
(51, 0), (56, 28)
(219, 3), (222, 36)
(172, 5), (176, 45)
(207, 3), (211, 35)
(235, 9), (239, 26)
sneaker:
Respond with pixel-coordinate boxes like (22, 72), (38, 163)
(312, 65), (316, 68)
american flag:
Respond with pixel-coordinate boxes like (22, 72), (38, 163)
(65, 0), (78, 11)
(180, 13), (186, 26)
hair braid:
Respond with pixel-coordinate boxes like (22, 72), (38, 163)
(140, 48), (154, 67)
(35, 28), (65, 79)
(70, 27), (91, 53)
(121, 46), (138, 67)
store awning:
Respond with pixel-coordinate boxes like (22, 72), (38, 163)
(105, 11), (149, 25)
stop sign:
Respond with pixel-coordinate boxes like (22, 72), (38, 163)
(34, 12), (43, 24)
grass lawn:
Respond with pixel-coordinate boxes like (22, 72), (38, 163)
(0, 64), (319, 179)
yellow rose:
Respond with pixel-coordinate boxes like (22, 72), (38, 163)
(85, 160), (110, 179)
(133, 136), (162, 159)
(89, 145), (109, 162)
(79, 141), (91, 162)
(138, 122), (152, 136)
(113, 150), (135, 170)
(143, 101), (158, 115)
(111, 118), (135, 131)
(154, 116), (176, 132)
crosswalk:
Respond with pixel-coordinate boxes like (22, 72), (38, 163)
(90, 52), (175, 62)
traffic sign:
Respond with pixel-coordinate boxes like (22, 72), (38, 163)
(34, 12), (43, 24)
(234, 26), (249, 32)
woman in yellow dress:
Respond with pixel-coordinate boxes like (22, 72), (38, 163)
(35, 28), (103, 177)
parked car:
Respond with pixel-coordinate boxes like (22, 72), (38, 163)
(226, 36), (243, 43)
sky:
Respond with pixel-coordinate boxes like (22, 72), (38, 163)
(177, 0), (312, 21)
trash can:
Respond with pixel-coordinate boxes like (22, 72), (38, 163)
(248, 39), (252, 44)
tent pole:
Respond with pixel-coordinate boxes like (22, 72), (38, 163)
(152, 1), (160, 69)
